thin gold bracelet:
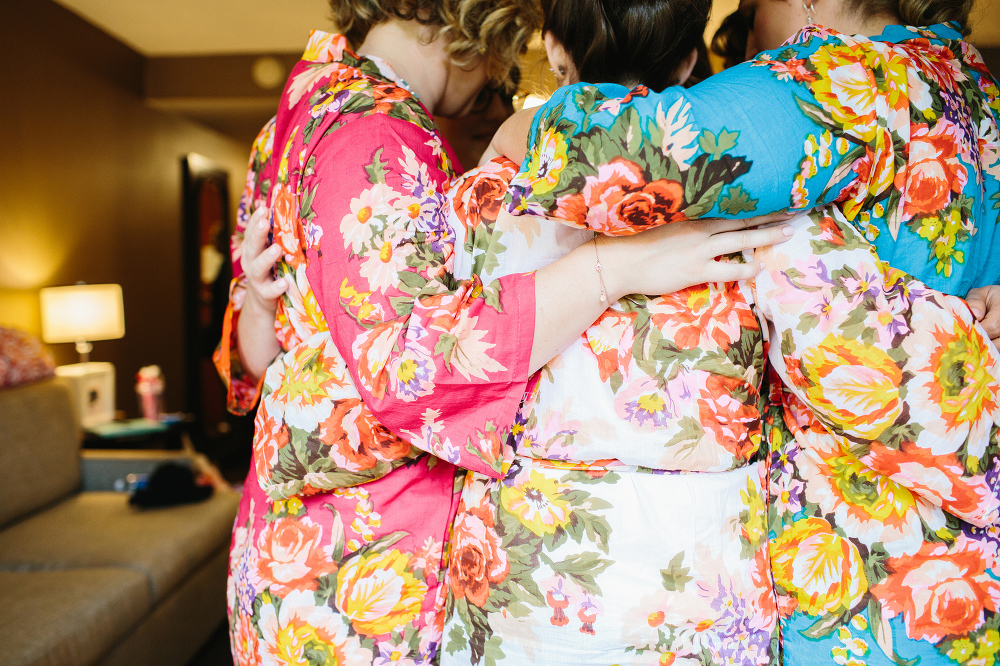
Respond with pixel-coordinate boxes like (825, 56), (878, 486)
(593, 237), (608, 303)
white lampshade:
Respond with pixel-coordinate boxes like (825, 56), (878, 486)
(40, 284), (125, 344)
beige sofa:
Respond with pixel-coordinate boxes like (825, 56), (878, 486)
(0, 378), (241, 666)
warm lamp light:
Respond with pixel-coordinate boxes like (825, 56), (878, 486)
(40, 283), (125, 362)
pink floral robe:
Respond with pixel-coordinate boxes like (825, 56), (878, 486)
(214, 32), (536, 665)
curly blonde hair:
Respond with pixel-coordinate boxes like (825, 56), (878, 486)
(331, 0), (542, 91)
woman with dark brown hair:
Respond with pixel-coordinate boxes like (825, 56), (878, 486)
(213, 0), (791, 663)
(441, 1), (788, 664)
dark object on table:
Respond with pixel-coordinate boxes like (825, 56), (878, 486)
(129, 462), (213, 508)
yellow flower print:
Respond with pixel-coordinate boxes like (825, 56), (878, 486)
(277, 128), (298, 184)
(740, 477), (767, 548)
(799, 335), (902, 440)
(339, 278), (378, 320)
(917, 209), (966, 277)
(502, 469), (572, 537)
(273, 496), (306, 518)
(272, 346), (346, 411)
(258, 589), (373, 666)
(335, 549), (427, 636)
(525, 129), (569, 195)
(809, 45), (907, 143)
(980, 630), (1000, 658)
(928, 318), (998, 434)
(949, 638), (976, 663)
(771, 517), (868, 616)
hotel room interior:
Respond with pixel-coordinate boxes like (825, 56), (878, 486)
(1, 0), (998, 664)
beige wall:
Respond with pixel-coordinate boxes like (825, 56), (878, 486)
(0, 0), (252, 415)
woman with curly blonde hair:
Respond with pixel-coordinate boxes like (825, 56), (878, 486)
(213, 0), (792, 663)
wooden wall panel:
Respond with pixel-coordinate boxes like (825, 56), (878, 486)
(0, 0), (252, 417)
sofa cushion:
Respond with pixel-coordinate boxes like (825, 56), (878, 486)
(0, 379), (80, 527)
(0, 568), (151, 666)
(0, 489), (240, 601)
(0, 327), (55, 389)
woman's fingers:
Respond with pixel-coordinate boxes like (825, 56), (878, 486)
(241, 208), (271, 271)
(249, 244), (283, 283)
(966, 285), (1000, 344)
(705, 258), (766, 284)
(259, 275), (290, 300)
(709, 223), (793, 257)
(703, 211), (796, 235)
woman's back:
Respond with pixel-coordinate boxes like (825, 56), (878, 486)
(501, 18), (1000, 666)
(451, 158), (766, 473)
(445, 160), (776, 666)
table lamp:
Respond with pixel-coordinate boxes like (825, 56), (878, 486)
(40, 284), (125, 428)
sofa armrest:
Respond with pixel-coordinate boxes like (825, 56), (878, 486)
(80, 449), (192, 492)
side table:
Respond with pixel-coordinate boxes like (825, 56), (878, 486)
(83, 414), (193, 450)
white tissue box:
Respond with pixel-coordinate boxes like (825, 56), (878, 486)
(55, 362), (116, 428)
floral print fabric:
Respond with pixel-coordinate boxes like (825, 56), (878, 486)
(511, 20), (1000, 666)
(511, 22), (1000, 296)
(0, 327), (55, 389)
(756, 208), (1000, 666)
(215, 32), (536, 664)
(443, 159), (778, 665)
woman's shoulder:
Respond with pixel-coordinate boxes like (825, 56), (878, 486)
(280, 36), (439, 141)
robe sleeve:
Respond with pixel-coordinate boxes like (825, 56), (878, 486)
(213, 118), (276, 415)
(754, 209), (1000, 527)
(302, 114), (536, 478)
(508, 54), (860, 234)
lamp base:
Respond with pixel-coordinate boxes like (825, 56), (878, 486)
(55, 362), (116, 429)
(74, 339), (93, 363)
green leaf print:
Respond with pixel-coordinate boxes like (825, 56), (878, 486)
(609, 370), (624, 394)
(434, 333), (459, 370)
(660, 551), (692, 592)
(663, 416), (705, 456)
(354, 530), (408, 557)
(446, 622), (469, 655)
(465, 598), (493, 666)
(314, 572), (338, 606)
(870, 599), (919, 666)
(549, 552), (612, 596)
(718, 184), (759, 215)
(483, 634), (507, 666)
(481, 281), (503, 314)
(324, 510), (346, 564)
(365, 147), (388, 184)
(396, 268), (428, 292)
(794, 97), (842, 135)
(300, 184), (318, 222)
(800, 612), (848, 639)
(698, 128), (740, 160)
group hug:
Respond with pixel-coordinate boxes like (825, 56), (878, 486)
(210, 0), (1000, 664)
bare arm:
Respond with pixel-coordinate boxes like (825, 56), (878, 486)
(238, 204), (792, 380)
(483, 107), (536, 167)
(236, 209), (288, 380)
(529, 213), (794, 372)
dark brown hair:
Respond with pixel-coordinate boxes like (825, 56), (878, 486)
(848, 0), (975, 35)
(330, 0), (542, 91)
(711, 10), (750, 70)
(541, 0), (712, 92)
